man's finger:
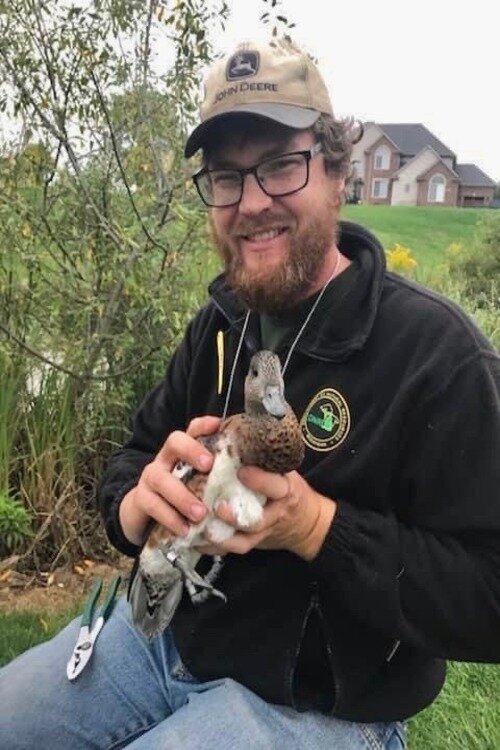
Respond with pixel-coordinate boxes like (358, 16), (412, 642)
(142, 465), (207, 523)
(186, 416), (221, 438)
(213, 501), (237, 526)
(238, 466), (292, 501)
(159, 430), (213, 472)
(140, 488), (191, 537)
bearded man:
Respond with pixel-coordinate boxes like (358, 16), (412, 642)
(2, 38), (500, 750)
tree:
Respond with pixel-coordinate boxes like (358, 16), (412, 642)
(0, 0), (295, 569)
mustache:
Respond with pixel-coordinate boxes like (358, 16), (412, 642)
(233, 214), (291, 236)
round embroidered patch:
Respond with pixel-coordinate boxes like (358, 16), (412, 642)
(300, 388), (351, 451)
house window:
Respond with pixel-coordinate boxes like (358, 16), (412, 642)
(374, 145), (391, 170)
(372, 178), (389, 199)
(428, 174), (446, 203)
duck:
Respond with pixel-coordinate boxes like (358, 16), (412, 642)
(128, 350), (304, 638)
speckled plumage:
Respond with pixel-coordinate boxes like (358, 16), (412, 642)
(128, 350), (304, 638)
(229, 412), (304, 473)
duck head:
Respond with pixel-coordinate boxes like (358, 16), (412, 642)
(244, 350), (287, 419)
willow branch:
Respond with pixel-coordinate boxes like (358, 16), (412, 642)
(90, 69), (167, 253)
(0, 323), (165, 382)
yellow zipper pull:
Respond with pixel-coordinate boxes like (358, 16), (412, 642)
(216, 330), (224, 395)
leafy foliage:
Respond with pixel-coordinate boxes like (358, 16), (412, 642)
(446, 213), (500, 308)
(0, 0), (295, 569)
(0, 493), (32, 555)
(0, 0), (225, 567)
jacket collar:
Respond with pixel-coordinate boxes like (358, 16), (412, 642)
(208, 221), (386, 362)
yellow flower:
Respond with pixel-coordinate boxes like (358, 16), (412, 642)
(21, 223), (33, 239)
(447, 242), (463, 256)
(386, 244), (417, 275)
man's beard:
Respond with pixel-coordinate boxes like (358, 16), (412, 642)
(212, 212), (338, 315)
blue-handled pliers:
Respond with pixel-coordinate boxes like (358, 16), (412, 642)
(66, 575), (121, 681)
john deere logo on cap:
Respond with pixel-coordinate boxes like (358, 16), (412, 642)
(300, 388), (351, 452)
(226, 52), (259, 81)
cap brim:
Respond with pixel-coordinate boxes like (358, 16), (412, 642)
(184, 104), (321, 157)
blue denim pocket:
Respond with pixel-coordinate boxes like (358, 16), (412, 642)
(359, 720), (406, 749)
(386, 722), (407, 749)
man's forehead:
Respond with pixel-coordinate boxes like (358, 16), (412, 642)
(207, 127), (312, 167)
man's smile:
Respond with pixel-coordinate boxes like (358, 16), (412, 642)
(239, 226), (288, 243)
(236, 226), (290, 258)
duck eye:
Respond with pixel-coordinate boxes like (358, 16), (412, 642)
(251, 367), (258, 377)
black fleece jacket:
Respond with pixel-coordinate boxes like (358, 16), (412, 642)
(97, 221), (500, 722)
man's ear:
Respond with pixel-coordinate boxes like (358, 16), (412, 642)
(335, 176), (346, 193)
(328, 176), (346, 208)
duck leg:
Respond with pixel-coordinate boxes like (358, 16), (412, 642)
(163, 549), (227, 604)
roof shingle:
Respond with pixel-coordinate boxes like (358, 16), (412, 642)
(378, 123), (456, 159)
(455, 164), (496, 187)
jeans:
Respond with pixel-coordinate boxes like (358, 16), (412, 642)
(0, 596), (406, 749)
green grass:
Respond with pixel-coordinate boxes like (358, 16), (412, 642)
(0, 608), (79, 667)
(409, 662), (500, 749)
(343, 205), (485, 271)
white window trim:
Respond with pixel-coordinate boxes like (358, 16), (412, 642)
(428, 173), (446, 203)
(374, 145), (391, 170)
(372, 178), (389, 199)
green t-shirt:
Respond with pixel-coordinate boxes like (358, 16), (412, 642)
(259, 261), (360, 352)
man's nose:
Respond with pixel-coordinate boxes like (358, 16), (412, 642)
(238, 173), (273, 215)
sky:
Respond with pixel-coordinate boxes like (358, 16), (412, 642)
(214, 0), (500, 182)
(2, 1), (497, 182)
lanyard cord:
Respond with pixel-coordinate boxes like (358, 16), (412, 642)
(281, 249), (340, 376)
(221, 309), (251, 419)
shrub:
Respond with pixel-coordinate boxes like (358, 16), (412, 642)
(446, 213), (500, 307)
(0, 493), (33, 556)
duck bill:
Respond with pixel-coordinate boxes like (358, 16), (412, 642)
(263, 386), (287, 419)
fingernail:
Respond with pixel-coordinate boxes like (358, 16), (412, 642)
(191, 503), (206, 521)
(198, 453), (211, 470)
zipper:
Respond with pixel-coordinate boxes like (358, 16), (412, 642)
(386, 566), (404, 662)
(311, 580), (342, 709)
(287, 581), (341, 710)
(287, 594), (315, 705)
(386, 639), (401, 662)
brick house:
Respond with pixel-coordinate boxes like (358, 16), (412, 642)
(350, 123), (496, 207)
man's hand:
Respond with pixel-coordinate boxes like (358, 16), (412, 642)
(119, 417), (220, 546)
(198, 467), (337, 561)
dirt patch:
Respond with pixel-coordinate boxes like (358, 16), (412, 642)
(0, 557), (132, 613)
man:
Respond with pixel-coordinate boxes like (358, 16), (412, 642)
(2, 38), (500, 750)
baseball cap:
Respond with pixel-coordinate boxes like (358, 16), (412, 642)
(184, 38), (334, 157)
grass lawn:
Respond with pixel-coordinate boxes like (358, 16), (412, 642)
(343, 204), (485, 273)
(0, 608), (80, 668)
(410, 662), (500, 749)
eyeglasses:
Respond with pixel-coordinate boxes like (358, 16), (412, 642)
(193, 143), (323, 208)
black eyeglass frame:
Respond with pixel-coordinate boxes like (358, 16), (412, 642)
(192, 142), (323, 208)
